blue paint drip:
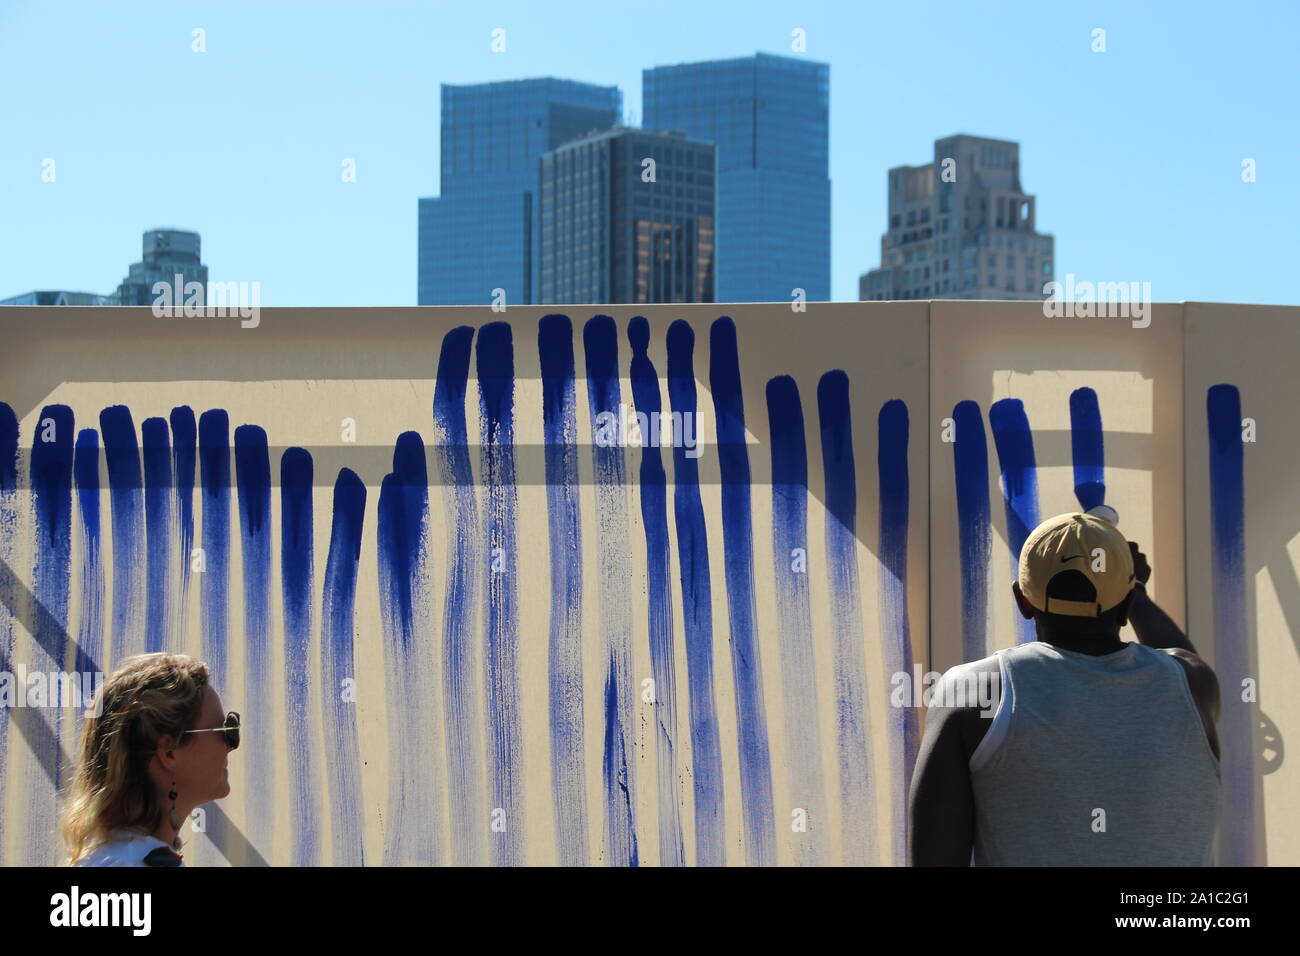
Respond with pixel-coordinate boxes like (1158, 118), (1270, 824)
(818, 370), (877, 865)
(1206, 384), (1255, 865)
(196, 409), (230, 863)
(665, 320), (725, 865)
(1069, 388), (1105, 511)
(708, 316), (776, 866)
(99, 406), (143, 666)
(0, 403), (15, 861)
(432, 325), (483, 866)
(989, 399), (1041, 644)
(0, 403), (17, 492)
(321, 467), (367, 866)
(951, 401), (992, 662)
(234, 425), (273, 852)
(583, 314), (639, 867)
(538, 313), (590, 865)
(476, 321), (525, 866)
(628, 315), (685, 868)
(72, 430), (103, 679)
(279, 447), (318, 866)
(765, 375), (826, 866)
(878, 398), (917, 865)
(29, 405), (73, 846)
(170, 407), (196, 647)
(141, 417), (171, 653)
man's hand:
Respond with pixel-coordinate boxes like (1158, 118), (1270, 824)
(1128, 541), (1152, 587)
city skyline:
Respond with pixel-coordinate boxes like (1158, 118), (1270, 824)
(2, 1), (1295, 306)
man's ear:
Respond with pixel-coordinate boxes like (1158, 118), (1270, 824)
(1011, 581), (1035, 620)
(1114, 590), (1135, 629)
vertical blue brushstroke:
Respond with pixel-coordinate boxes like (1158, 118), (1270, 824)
(878, 398), (917, 865)
(1207, 384), (1255, 865)
(765, 376), (826, 866)
(708, 316), (775, 866)
(280, 447), (319, 867)
(321, 468), (367, 866)
(141, 417), (172, 653)
(72, 430), (103, 680)
(583, 314), (638, 868)
(477, 321), (525, 866)
(0, 403), (16, 864)
(169, 407), (196, 648)
(538, 313), (590, 866)
(951, 401), (992, 663)
(628, 315), (685, 868)
(989, 398), (1041, 644)
(234, 425), (273, 854)
(100, 406), (143, 667)
(377, 431), (440, 865)
(665, 319), (725, 866)
(432, 325), (483, 866)
(26, 404), (73, 862)
(818, 371), (877, 865)
(196, 409), (230, 864)
(1069, 388), (1105, 512)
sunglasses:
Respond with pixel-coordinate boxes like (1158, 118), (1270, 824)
(179, 711), (241, 750)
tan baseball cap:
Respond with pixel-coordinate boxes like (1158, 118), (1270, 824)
(1018, 512), (1136, 617)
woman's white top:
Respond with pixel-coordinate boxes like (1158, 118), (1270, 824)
(72, 829), (186, 867)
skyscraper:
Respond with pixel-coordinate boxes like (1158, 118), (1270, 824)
(642, 52), (830, 303)
(0, 291), (118, 306)
(539, 126), (715, 304)
(116, 229), (208, 306)
(418, 78), (622, 305)
(859, 134), (1054, 301)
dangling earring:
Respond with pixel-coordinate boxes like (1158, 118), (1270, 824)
(168, 783), (182, 832)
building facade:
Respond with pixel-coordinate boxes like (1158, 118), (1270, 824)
(860, 134), (1054, 301)
(116, 229), (208, 306)
(0, 291), (118, 306)
(418, 78), (622, 306)
(539, 126), (714, 304)
(642, 52), (830, 303)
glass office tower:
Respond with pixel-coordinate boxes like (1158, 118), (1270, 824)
(116, 229), (208, 306)
(643, 52), (830, 302)
(418, 78), (622, 305)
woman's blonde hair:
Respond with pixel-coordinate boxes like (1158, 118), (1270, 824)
(60, 652), (209, 864)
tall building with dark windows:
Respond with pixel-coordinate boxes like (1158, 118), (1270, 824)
(540, 126), (714, 304)
(859, 134), (1054, 301)
(116, 228), (208, 305)
(1, 291), (117, 305)
(418, 78), (622, 305)
(642, 52), (830, 302)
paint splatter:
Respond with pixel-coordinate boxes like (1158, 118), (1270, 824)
(708, 316), (775, 866)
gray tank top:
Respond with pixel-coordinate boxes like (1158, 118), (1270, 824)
(967, 641), (1221, 866)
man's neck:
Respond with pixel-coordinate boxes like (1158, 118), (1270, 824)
(1037, 630), (1126, 656)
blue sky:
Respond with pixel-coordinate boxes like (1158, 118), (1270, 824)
(1, 0), (1296, 305)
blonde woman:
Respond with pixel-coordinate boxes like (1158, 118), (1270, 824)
(61, 653), (239, 866)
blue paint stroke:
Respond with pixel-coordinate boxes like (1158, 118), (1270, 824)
(878, 398), (917, 866)
(321, 467), (367, 866)
(27, 404), (74, 861)
(765, 376), (826, 866)
(141, 417), (172, 653)
(1069, 387), (1105, 511)
(989, 398), (1040, 644)
(708, 315), (776, 866)
(196, 409), (230, 865)
(100, 406), (143, 667)
(377, 431), (440, 865)
(169, 407), (196, 648)
(0, 403), (16, 863)
(476, 321), (525, 866)
(234, 424), (273, 853)
(279, 447), (319, 866)
(538, 313), (590, 866)
(951, 401), (992, 663)
(818, 370), (877, 865)
(627, 315), (685, 868)
(432, 325), (483, 866)
(583, 314), (638, 867)
(72, 430), (104, 680)
(1206, 384), (1256, 865)
(665, 319), (725, 865)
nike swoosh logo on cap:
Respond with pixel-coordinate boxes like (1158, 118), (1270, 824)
(1061, 554), (1085, 563)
